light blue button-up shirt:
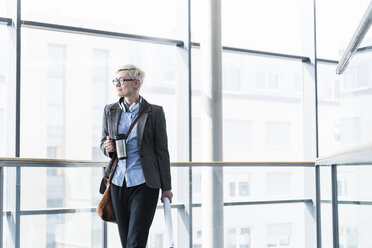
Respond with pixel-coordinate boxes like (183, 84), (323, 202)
(111, 100), (146, 187)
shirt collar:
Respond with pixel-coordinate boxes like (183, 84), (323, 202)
(123, 97), (142, 112)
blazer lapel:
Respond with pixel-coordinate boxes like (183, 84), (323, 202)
(137, 98), (151, 150)
(109, 104), (122, 137)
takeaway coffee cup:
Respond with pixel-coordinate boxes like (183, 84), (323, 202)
(114, 134), (127, 160)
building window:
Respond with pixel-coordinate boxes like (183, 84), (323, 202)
(238, 182), (250, 196)
(337, 180), (347, 197)
(226, 228), (237, 248)
(267, 223), (292, 247)
(239, 227), (251, 248)
(223, 67), (241, 91)
(255, 72), (279, 90)
(229, 182), (236, 197)
(265, 121), (291, 148)
(339, 227), (357, 248)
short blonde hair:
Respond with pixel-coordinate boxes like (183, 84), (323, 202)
(116, 64), (145, 87)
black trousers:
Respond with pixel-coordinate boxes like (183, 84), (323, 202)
(110, 182), (159, 248)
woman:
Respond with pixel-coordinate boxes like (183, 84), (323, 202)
(100, 64), (173, 248)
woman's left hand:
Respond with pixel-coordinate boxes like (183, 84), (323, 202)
(161, 190), (173, 203)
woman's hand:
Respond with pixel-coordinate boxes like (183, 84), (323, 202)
(161, 190), (173, 203)
(104, 136), (116, 152)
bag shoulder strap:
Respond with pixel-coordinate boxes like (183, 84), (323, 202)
(124, 103), (150, 139)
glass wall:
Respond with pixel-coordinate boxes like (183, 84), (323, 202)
(21, 0), (179, 39)
(317, 62), (342, 157)
(316, 0), (371, 59)
(0, 25), (14, 157)
(0, 26), (6, 156)
(192, 50), (305, 162)
(20, 28), (186, 161)
(337, 166), (372, 248)
(317, 39), (372, 156)
(192, 0), (303, 55)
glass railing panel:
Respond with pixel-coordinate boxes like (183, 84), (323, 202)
(21, 167), (103, 210)
(192, 165), (312, 204)
(320, 166), (333, 248)
(338, 204), (372, 248)
(192, 203), (310, 247)
(336, 165), (372, 248)
(21, 212), (102, 248)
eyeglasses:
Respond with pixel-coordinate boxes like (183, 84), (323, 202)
(112, 78), (135, 86)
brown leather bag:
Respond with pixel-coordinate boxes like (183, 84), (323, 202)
(96, 183), (116, 223)
(96, 156), (117, 223)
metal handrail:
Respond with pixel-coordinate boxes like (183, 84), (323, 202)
(315, 143), (372, 166)
(0, 158), (315, 167)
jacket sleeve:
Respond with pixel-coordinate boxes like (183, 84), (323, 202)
(100, 105), (115, 158)
(153, 107), (172, 191)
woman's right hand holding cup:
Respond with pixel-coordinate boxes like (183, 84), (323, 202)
(104, 136), (116, 152)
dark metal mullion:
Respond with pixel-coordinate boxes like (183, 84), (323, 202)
(0, 167), (3, 248)
(315, 165), (322, 248)
(0, 17), (12, 25)
(331, 165), (339, 248)
(321, 200), (372, 205)
(103, 222), (107, 248)
(15, 168), (21, 248)
(15, 0), (22, 247)
(21, 20), (184, 47)
(317, 58), (338, 64)
(313, 0), (321, 245)
(20, 207), (97, 215)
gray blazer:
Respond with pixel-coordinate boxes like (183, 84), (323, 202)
(100, 97), (171, 191)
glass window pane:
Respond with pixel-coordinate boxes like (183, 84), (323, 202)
(320, 166), (333, 248)
(318, 51), (372, 157)
(21, 167), (103, 210)
(192, 0), (303, 54)
(21, 213), (103, 248)
(338, 205), (372, 248)
(193, 204), (307, 248)
(317, 63), (342, 157)
(192, 49), (304, 162)
(21, 28), (186, 161)
(0, 0), (7, 16)
(316, 0), (371, 59)
(21, 0), (178, 39)
(0, 26), (14, 157)
(192, 166), (309, 203)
